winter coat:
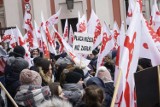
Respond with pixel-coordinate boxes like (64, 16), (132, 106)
(62, 83), (84, 106)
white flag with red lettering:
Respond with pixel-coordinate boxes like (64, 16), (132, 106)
(112, 21), (120, 48)
(77, 12), (87, 33)
(16, 27), (32, 66)
(3, 29), (13, 42)
(140, 17), (160, 66)
(88, 10), (102, 50)
(46, 8), (61, 27)
(118, 2), (141, 107)
(41, 13), (57, 56)
(63, 19), (69, 42)
(68, 24), (74, 46)
(96, 22), (115, 76)
(150, 0), (160, 36)
(23, 10), (33, 31)
(126, 0), (135, 25)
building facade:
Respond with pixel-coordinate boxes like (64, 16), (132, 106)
(0, 0), (159, 35)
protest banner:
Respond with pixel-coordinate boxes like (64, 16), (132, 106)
(73, 32), (93, 54)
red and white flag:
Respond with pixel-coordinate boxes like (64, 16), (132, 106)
(2, 29), (12, 42)
(46, 8), (61, 27)
(96, 22), (115, 76)
(118, 3), (141, 107)
(34, 20), (43, 50)
(126, 0), (135, 25)
(63, 19), (69, 42)
(68, 24), (74, 46)
(16, 27), (32, 66)
(23, 10), (33, 31)
(77, 12), (87, 33)
(112, 21), (120, 48)
(41, 12), (57, 55)
(88, 10), (102, 50)
(150, 0), (160, 36)
(140, 16), (160, 66)
(9, 29), (17, 48)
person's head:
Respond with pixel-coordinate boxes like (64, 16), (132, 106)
(31, 48), (40, 58)
(20, 69), (42, 86)
(13, 46), (25, 58)
(49, 82), (67, 99)
(39, 58), (52, 78)
(83, 85), (105, 107)
(97, 66), (113, 83)
(65, 71), (83, 84)
(11, 57), (29, 73)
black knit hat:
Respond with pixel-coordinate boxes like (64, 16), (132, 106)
(65, 72), (83, 83)
(73, 68), (84, 80)
(13, 46), (25, 58)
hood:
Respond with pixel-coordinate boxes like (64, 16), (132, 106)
(14, 85), (51, 107)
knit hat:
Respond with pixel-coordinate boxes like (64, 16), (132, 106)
(20, 69), (42, 85)
(65, 72), (83, 83)
(11, 57), (29, 73)
(73, 68), (84, 80)
(86, 77), (105, 89)
(97, 66), (113, 82)
(13, 46), (25, 58)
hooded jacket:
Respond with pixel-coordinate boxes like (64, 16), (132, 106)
(14, 85), (51, 107)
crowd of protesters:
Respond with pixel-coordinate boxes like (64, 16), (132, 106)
(0, 44), (152, 107)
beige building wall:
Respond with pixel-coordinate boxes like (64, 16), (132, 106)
(94, 0), (114, 28)
(4, 0), (23, 32)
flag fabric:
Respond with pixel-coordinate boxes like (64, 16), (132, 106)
(63, 19), (69, 42)
(41, 12), (57, 55)
(54, 31), (64, 54)
(96, 22), (115, 76)
(118, 3), (141, 107)
(9, 29), (17, 48)
(68, 24), (74, 46)
(87, 10), (102, 50)
(77, 12), (87, 33)
(150, 0), (160, 36)
(126, 0), (135, 25)
(34, 20), (43, 50)
(46, 8), (61, 27)
(23, 10), (33, 31)
(140, 16), (160, 66)
(16, 27), (32, 66)
(2, 29), (12, 42)
(112, 21), (120, 49)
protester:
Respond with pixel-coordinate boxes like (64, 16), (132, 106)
(76, 85), (105, 107)
(97, 66), (114, 98)
(5, 57), (29, 107)
(86, 77), (113, 107)
(30, 48), (40, 58)
(48, 82), (67, 100)
(60, 70), (84, 106)
(38, 58), (54, 86)
(14, 69), (51, 107)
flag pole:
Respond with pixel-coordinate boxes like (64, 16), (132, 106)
(110, 68), (122, 107)
(0, 82), (18, 107)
